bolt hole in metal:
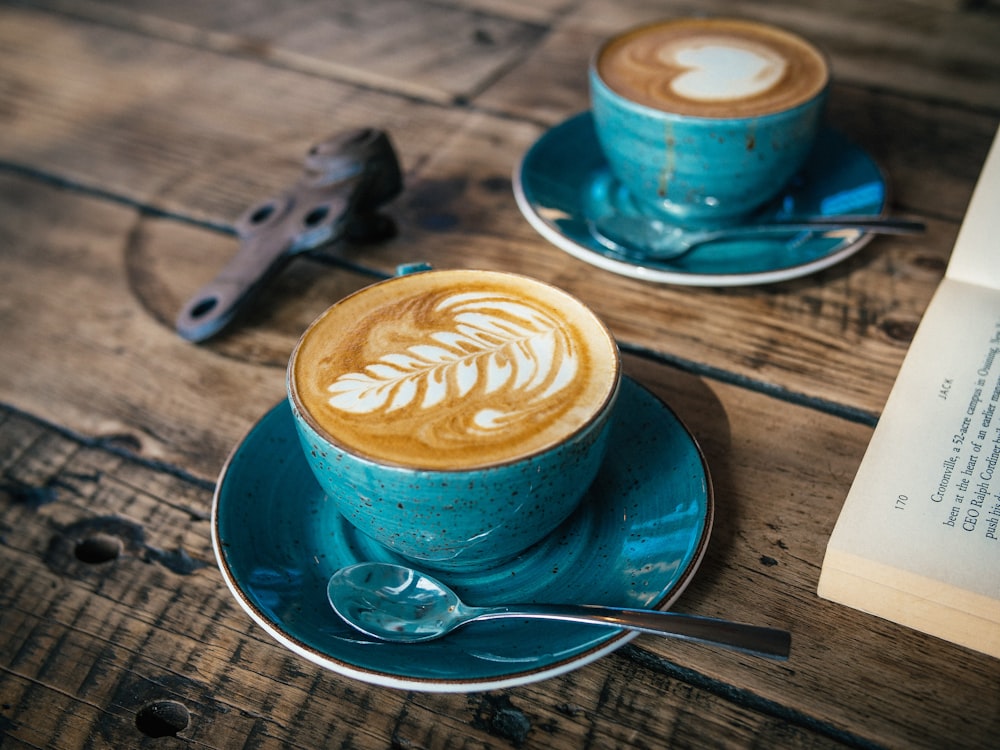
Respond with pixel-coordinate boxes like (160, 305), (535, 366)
(135, 700), (190, 738)
(73, 533), (123, 564)
(188, 296), (219, 319)
(174, 128), (402, 343)
(249, 202), (276, 224)
(304, 205), (330, 226)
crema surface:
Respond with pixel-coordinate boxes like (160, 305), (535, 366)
(290, 270), (619, 469)
(597, 18), (828, 118)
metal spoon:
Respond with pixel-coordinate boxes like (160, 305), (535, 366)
(588, 214), (926, 261)
(327, 562), (791, 659)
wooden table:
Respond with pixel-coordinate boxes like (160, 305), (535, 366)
(2, 1), (998, 747)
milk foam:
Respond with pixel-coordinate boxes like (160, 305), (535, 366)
(291, 271), (619, 469)
(597, 18), (828, 118)
(324, 292), (579, 422)
(667, 41), (786, 101)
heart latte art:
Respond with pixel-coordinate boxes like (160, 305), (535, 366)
(597, 18), (828, 118)
(290, 271), (619, 469)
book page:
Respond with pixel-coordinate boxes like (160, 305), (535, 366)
(945, 125), (1000, 287)
(819, 126), (1000, 652)
(824, 278), (1000, 601)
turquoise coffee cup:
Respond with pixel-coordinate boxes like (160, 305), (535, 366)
(590, 18), (830, 228)
(288, 269), (621, 571)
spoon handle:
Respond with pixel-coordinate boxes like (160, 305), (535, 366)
(473, 604), (791, 660)
(717, 217), (926, 237)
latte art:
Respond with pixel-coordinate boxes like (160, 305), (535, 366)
(290, 271), (619, 469)
(325, 291), (578, 427)
(666, 40), (785, 101)
(597, 18), (828, 118)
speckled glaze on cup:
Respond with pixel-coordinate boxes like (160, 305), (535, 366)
(590, 18), (829, 228)
(287, 269), (621, 571)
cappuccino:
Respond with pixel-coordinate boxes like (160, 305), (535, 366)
(290, 270), (619, 470)
(597, 18), (828, 118)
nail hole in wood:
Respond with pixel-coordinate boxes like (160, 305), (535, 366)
(135, 700), (190, 738)
(74, 533), (123, 564)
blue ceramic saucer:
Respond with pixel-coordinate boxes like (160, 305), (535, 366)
(212, 377), (713, 692)
(513, 112), (887, 286)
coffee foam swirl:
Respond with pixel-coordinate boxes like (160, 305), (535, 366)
(597, 18), (828, 118)
(291, 271), (618, 469)
(325, 292), (579, 419)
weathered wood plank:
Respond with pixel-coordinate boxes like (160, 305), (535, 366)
(25, 0), (549, 103)
(563, 0), (1000, 110)
(0, 144), (955, 435)
(0, 171), (372, 480)
(27, 0), (1000, 111)
(3, 2), (999, 749)
(0, 162), (916, 483)
(4, 7), (991, 426)
(625, 354), (1000, 750)
(4, 357), (998, 749)
(0, 4), (479, 225)
(0, 141), (976, 473)
(0, 177), (995, 745)
(2, 405), (858, 749)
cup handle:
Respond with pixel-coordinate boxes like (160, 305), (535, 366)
(395, 262), (434, 276)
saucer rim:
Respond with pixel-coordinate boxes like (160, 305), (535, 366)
(513, 111), (881, 287)
(211, 377), (714, 692)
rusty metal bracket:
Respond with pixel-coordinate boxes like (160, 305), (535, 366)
(175, 128), (402, 342)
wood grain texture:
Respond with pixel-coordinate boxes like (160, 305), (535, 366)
(2, 5), (996, 428)
(626, 356), (1000, 750)
(567, 0), (1000, 110)
(5, 359), (997, 749)
(2, 0), (1000, 747)
(25, 0), (551, 103)
(31, 0), (1000, 108)
(2, 403), (855, 749)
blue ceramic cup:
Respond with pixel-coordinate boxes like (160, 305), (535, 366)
(590, 18), (829, 228)
(288, 269), (621, 571)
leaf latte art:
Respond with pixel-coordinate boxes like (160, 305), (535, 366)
(325, 292), (578, 432)
(290, 271), (620, 469)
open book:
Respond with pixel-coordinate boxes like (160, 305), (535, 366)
(818, 126), (1000, 658)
